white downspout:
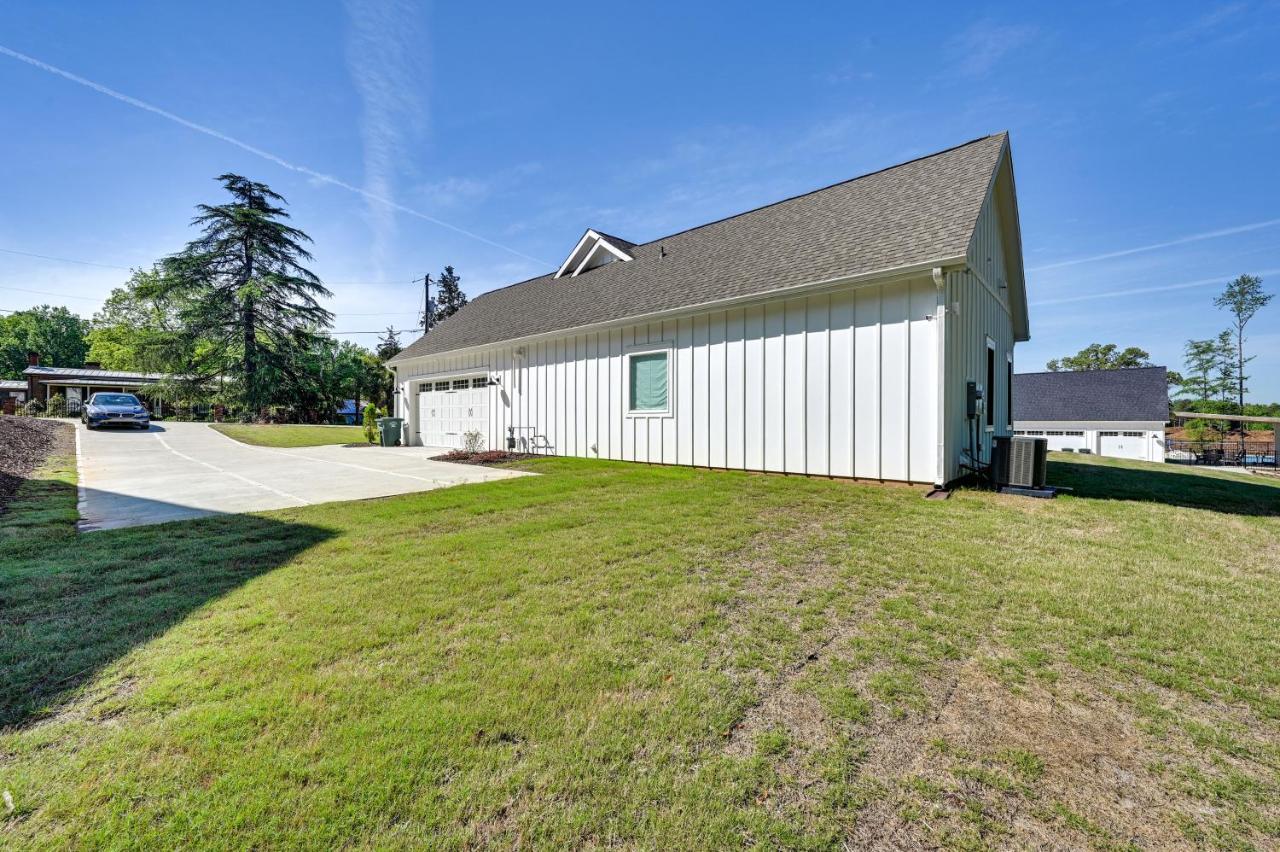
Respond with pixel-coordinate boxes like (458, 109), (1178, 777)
(932, 266), (948, 486)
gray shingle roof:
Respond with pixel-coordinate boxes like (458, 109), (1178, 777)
(0, 379), (25, 390)
(24, 365), (166, 381)
(392, 133), (1008, 362)
(592, 231), (636, 252)
(1013, 367), (1169, 422)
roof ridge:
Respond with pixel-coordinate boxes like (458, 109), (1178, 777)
(461, 132), (1007, 308)
(628, 132), (1007, 250)
(1014, 365), (1167, 377)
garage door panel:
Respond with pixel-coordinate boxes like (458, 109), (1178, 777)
(416, 378), (489, 449)
(1100, 431), (1146, 460)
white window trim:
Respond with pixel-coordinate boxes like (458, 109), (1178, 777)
(1006, 351), (1014, 431)
(985, 336), (997, 433)
(623, 341), (674, 419)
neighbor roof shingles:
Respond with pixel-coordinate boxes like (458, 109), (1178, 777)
(392, 133), (1007, 362)
(1013, 367), (1169, 422)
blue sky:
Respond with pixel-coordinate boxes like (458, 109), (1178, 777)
(2, 1), (1278, 397)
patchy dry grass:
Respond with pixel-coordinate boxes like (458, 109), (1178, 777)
(1, 452), (1278, 848)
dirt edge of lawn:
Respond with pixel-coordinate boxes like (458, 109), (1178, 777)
(0, 417), (77, 539)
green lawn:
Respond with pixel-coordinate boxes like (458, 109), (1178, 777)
(1, 452), (1278, 848)
(209, 422), (366, 447)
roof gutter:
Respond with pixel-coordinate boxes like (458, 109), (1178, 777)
(389, 254), (969, 365)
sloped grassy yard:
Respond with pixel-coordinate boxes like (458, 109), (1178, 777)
(1, 452), (1278, 848)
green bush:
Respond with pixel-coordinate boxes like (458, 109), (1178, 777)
(21, 399), (45, 417)
(44, 395), (67, 418)
(362, 404), (385, 444)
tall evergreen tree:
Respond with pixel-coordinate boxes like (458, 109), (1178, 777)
(376, 326), (403, 360)
(157, 174), (333, 413)
(1213, 274), (1272, 414)
(1213, 330), (1239, 404)
(1181, 338), (1221, 403)
(433, 265), (467, 322)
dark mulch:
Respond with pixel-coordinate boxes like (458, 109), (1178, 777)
(0, 416), (73, 510)
(429, 450), (540, 467)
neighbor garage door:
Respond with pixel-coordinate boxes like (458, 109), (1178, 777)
(1043, 430), (1087, 452)
(1099, 431), (1147, 460)
(417, 377), (489, 449)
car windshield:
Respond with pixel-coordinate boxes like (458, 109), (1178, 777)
(93, 394), (140, 406)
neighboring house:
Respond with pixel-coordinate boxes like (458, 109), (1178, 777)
(23, 353), (168, 416)
(1, 379), (27, 414)
(1013, 367), (1168, 462)
(388, 133), (1029, 487)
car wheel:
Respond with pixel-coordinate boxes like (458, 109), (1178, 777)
(138, 423), (149, 430)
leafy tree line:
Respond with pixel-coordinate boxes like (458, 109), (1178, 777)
(0, 306), (89, 378)
(1043, 275), (1274, 432)
(4, 174), (470, 423)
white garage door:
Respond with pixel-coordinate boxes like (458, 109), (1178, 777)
(417, 377), (489, 449)
(1044, 430), (1087, 452)
(1099, 431), (1147, 460)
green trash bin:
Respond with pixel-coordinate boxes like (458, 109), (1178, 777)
(376, 417), (404, 447)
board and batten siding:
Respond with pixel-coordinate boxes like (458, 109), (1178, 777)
(937, 171), (1018, 484)
(397, 276), (949, 484)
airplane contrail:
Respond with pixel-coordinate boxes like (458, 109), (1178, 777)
(0, 45), (548, 267)
(1031, 268), (1279, 307)
(1029, 219), (1280, 272)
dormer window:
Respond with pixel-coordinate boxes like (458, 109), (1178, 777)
(554, 229), (635, 278)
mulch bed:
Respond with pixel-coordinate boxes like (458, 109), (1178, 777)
(0, 416), (73, 512)
(429, 450), (540, 467)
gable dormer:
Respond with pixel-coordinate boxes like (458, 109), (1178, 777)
(554, 229), (635, 278)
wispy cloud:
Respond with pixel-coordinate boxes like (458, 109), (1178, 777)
(344, 0), (428, 278)
(1029, 219), (1280, 272)
(416, 162), (542, 209)
(1031, 268), (1280, 307)
(1147, 2), (1250, 46)
(0, 44), (547, 266)
(948, 21), (1038, 78)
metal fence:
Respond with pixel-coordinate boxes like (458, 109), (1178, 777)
(1165, 440), (1277, 468)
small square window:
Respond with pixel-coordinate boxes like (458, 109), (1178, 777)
(452, 379), (469, 390)
(434, 381), (450, 392)
(628, 351), (669, 412)
(472, 377), (488, 389)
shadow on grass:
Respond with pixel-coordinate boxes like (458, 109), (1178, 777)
(1049, 456), (1280, 516)
(0, 480), (332, 729)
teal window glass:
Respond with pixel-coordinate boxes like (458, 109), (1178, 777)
(629, 352), (668, 411)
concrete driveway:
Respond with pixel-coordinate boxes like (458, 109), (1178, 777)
(75, 421), (528, 531)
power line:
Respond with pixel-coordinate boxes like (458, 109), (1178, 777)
(0, 284), (104, 301)
(0, 247), (133, 269)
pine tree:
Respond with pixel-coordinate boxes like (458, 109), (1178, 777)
(376, 326), (403, 361)
(1213, 330), (1238, 404)
(159, 174), (333, 414)
(1181, 338), (1219, 402)
(1213, 274), (1272, 414)
(433, 265), (468, 322)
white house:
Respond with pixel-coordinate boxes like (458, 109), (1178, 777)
(1013, 367), (1168, 462)
(388, 133), (1029, 488)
